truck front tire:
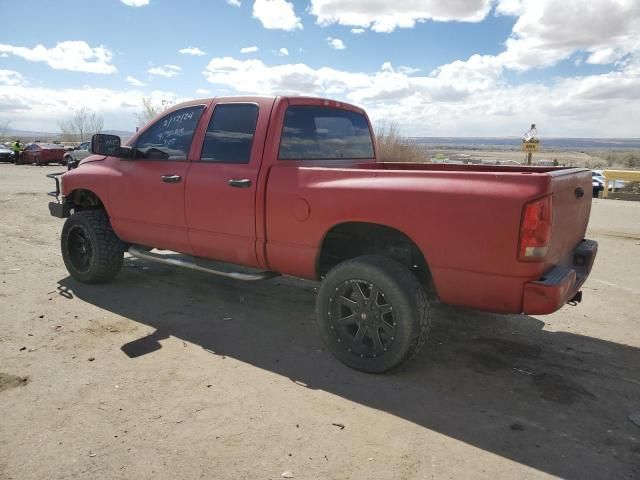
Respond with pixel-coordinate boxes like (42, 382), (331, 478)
(316, 255), (431, 373)
(61, 210), (124, 284)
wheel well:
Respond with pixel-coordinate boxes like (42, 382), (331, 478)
(68, 189), (105, 211)
(317, 222), (431, 283)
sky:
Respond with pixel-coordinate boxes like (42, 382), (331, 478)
(0, 0), (639, 137)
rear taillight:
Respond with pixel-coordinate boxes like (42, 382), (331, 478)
(518, 195), (553, 261)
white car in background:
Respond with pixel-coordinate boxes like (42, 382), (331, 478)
(592, 170), (624, 194)
(62, 141), (92, 166)
(0, 144), (16, 163)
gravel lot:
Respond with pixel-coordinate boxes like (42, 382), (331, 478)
(1, 163), (639, 480)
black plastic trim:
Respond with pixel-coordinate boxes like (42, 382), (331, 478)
(48, 201), (70, 218)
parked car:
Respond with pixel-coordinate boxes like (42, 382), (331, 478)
(593, 170), (624, 191)
(19, 143), (66, 165)
(0, 144), (16, 163)
(592, 172), (605, 197)
(62, 142), (91, 167)
(47, 96), (598, 373)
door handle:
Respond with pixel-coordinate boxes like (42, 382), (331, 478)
(228, 178), (252, 188)
(162, 174), (182, 183)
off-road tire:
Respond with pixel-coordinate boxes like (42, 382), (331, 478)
(61, 210), (124, 284)
(316, 255), (431, 373)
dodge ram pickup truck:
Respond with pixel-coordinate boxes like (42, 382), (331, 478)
(47, 96), (598, 373)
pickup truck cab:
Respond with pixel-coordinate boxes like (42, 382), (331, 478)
(48, 96), (597, 372)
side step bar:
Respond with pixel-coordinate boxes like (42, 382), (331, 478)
(128, 246), (280, 282)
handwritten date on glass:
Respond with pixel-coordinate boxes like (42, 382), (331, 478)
(163, 111), (194, 128)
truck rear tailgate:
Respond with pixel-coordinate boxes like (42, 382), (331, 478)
(545, 169), (593, 267)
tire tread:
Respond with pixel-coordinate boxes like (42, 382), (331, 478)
(61, 210), (124, 284)
(317, 255), (432, 373)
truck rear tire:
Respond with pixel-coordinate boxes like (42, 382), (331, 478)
(61, 210), (124, 284)
(316, 255), (431, 373)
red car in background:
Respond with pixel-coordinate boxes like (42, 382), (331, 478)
(19, 143), (67, 165)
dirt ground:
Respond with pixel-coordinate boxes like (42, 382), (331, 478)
(1, 163), (639, 480)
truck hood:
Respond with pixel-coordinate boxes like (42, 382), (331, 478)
(78, 154), (107, 166)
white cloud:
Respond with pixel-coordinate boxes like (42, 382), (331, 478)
(495, 0), (526, 16)
(226, 0), (241, 6)
(279, 47), (289, 56)
(203, 57), (370, 97)
(350, 28), (365, 34)
(497, 0), (640, 70)
(398, 66), (421, 74)
(179, 46), (206, 56)
(0, 69), (25, 86)
(0, 84), (181, 132)
(253, 0), (302, 31)
(6, 1), (640, 138)
(196, 88), (212, 95)
(326, 37), (346, 50)
(431, 54), (504, 91)
(586, 48), (620, 65)
(241, 46), (259, 53)
(201, 55), (640, 137)
(120, 0), (150, 6)
(148, 64), (182, 78)
(309, 0), (492, 32)
(126, 75), (146, 87)
(0, 41), (116, 74)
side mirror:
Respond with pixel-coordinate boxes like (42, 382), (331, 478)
(91, 133), (133, 158)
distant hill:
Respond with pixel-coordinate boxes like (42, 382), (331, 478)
(102, 130), (136, 139)
(3, 127), (639, 150)
(2, 127), (136, 142)
(3, 127), (60, 140)
(412, 137), (640, 150)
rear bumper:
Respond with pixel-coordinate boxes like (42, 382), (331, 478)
(522, 239), (598, 315)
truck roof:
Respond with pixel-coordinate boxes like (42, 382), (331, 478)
(171, 95), (366, 114)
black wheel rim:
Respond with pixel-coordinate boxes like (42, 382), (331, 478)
(328, 279), (397, 358)
(67, 225), (94, 274)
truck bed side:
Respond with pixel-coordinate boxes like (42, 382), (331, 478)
(264, 165), (592, 313)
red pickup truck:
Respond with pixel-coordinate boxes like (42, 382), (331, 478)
(48, 96), (597, 372)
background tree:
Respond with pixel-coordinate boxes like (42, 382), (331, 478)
(134, 97), (174, 127)
(597, 151), (640, 169)
(0, 120), (10, 142)
(623, 152), (639, 169)
(375, 121), (427, 163)
(58, 108), (104, 142)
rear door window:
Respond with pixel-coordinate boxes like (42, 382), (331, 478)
(200, 103), (259, 164)
(279, 106), (374, 160)
(134, 105), (204, 160)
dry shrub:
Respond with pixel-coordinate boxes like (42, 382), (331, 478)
(375, 122), (427, 163)
(619, 181), (640, 194)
